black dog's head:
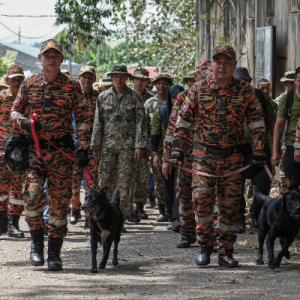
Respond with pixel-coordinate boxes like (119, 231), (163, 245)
(81, 187), (109, 219)
(282, 190), (300, 220)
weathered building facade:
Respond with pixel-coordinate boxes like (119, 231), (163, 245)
(196, 0), (300, 97)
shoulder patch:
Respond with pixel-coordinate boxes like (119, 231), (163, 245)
(182, 101), (189, 112)
(171, 109), (178, 119)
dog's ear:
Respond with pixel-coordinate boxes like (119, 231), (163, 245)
(99, 187), (109, 197)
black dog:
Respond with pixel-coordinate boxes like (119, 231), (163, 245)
(81, 188), (124, 273)
(253, 185), (300, 269)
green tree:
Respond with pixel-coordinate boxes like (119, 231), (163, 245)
(0, 57), (7, 77)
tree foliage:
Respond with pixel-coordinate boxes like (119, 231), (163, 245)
(0, 57), (7, 77)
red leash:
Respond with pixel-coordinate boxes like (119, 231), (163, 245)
(30, 115), (94, 187)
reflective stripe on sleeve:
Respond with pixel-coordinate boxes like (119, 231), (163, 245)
(176, 119), (192, 129)
(248, 120), (265, 130)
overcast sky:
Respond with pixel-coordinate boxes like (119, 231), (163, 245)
(0, 0), (66, 45)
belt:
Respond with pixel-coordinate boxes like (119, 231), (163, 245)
(195, 142), (243, 158)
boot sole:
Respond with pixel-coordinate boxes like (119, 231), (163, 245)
(218, 260), (239, 268)
(8, 233), (25, 238)
(196, 260), (211, 267)
(31, 260), (45, 266)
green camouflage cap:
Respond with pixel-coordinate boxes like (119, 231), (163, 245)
(40, 39), (63, 55)
(152, 72), (173, 85)
(0, 77), (9, 88)
(107, 64), (131, 77)
(212, 45), (236, 60)
(79, 65), (96, 76)
(99, 74), (113, 86)
(132, 67), (150, 79)
(7, 64), (25, 78)
(280, 71), (295, 82)
(183, 71), (195, 82)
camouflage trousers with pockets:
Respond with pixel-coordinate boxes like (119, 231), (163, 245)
(98, 148), (135, 217)
(192, 150), (243, 253)
(23, 146), (73, 238)
(70, 148), (98, 211)
(0, 153), (25, 215)
(130, 160), (150, 204)
(177, 152), (195, 239)
(152, 161), (165, 205)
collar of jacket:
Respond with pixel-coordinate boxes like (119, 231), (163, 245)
(209, 74), (239, 93)
(109, 84), (132, 96)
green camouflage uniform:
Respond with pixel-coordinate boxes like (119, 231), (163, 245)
(144, 94), (166, 205)
(91, 84), (147, 217)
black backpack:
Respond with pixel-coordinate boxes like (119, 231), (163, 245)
(2, 134), (29, 174)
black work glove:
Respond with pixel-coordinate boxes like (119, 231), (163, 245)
(75, 150), (89, 168)
(21, 119), (42, 135)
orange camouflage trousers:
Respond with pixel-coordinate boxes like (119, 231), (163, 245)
(23, 146), (73, 238)
(98, 148), (135, 217)
(192, 150), (243, 252)
(177, 152), (195, 239)
(0, 154), (24, 215)
(70, 148), (98, 211)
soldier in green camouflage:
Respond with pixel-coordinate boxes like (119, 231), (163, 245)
(144, 73), (173, 222)
(91, 64), (148, 224)
(130, 67), (153, 219)
(182, 71), (195, 89)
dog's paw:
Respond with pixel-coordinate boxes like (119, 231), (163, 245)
(256, 258), (264, 265)
(90, 268), (98, 273)
(268, 261), (276, 269)
(99, 264), (106, 269)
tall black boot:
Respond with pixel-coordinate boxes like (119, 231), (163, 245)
(0, 210), (8, 236)
(30, 229), (44, 266)
(156, 204), (168, 222)
(134, 202), (148, 219)
(8, 215), (25, 238)
(48, 237), (63, 271)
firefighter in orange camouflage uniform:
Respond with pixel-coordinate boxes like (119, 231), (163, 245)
(163, 60), (212, 249)
(0, 64), (25, 238)
(11, 39), (88, 271)
(169, 45), (265, 268)
(69, 66), (99, 225)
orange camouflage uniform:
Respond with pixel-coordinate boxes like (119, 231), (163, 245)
(163, 89), (196, 240)
(172, 75), (265, 252)
(70, 89), (99, 211)
(0, 88), (25, 216)
(11, 71), (88, 238)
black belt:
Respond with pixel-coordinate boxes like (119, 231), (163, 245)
(195, 142), (243, 158)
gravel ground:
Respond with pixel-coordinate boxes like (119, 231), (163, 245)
(1, 206), (300, 300)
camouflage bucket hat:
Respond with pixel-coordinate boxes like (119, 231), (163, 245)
(40, 39), (64, 55)
(183, 71), (195, 82)
(99, 74), (113, 87)
(0, 77), (9, 88)
(153, 73), (173, 85)
(7, 64), (25, 79)
(132, 67), (150, 79)
(212, 45), (236, 60)
(79, 66), (96, 76)
(280, 71), (295, 82)
(195, 60), (213, 78)
(107, 64), (131, 77)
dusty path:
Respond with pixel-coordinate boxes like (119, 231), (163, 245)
(1, 208), (300, 300)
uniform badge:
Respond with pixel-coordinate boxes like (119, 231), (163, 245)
(182, 101), (189, 112)
(171, 109), (178, 119)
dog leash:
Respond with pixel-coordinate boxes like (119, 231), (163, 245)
(30, 115), (94, 187)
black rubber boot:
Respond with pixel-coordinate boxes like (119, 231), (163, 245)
(30, 229), (44, 266)
(196, 245), (213, 267)
(48, 237), (63, 271)
(0, 210), (8, 236)
(8, 215), (25, 238)
(156, 204), (168, 222)
(177, 236), (197, 248)
(69, 209), (81, 225)
(218, 250), (239, 268)
(134, 202), (148, 219)
(126, 214), (140, 223)
(145, 192), (155, 208)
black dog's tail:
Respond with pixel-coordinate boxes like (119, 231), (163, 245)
(253, 185), (272, 204)
(111, 189), (121, 207)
